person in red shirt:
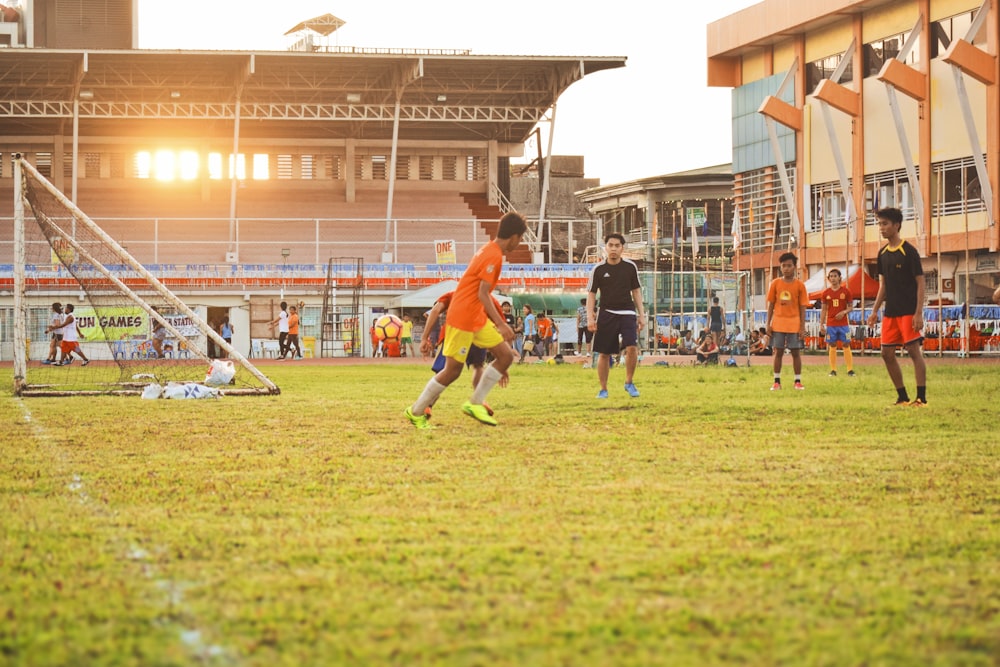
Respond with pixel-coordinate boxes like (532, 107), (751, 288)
(766, 252), (810, 390)
(405, 212), (527, 428)
(819, 267), (855, 377)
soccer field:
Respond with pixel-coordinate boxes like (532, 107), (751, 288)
(2, 359), (999, 666)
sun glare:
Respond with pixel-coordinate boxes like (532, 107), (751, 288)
(134, 150), (266, 180)
(154, 150), (175, 181)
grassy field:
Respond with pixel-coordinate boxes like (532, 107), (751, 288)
(2, 357), (999, 666)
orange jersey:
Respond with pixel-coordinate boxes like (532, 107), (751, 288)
(767, 277), (810, 333)
(446, 241), (503, 331)
(288, 313), (300, 335)
(434, 291), (501, 343)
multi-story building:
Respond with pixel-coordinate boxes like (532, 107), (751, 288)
(707, 0), (998, 308)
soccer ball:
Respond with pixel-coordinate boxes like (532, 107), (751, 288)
(374, 314), (403, 341)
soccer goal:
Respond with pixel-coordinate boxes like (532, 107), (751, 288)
(12, 155), (279, 396)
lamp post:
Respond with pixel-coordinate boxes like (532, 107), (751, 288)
(281, 248), (290, 299)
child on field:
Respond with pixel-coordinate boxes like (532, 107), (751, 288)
(819, 268), (855, 377)
(766, 252), (809, 390)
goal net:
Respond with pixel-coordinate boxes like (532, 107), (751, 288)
(12, 155), (279, 396)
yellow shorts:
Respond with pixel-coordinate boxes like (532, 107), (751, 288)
(442, 322), (504, 363)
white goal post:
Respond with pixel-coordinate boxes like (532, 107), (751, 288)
(12, 155), (279, 396)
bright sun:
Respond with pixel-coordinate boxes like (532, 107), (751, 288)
(133, 150), (269, 181)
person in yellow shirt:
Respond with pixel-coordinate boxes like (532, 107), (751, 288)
(400, 314), (415, 357)
(766, 252), (810, 390)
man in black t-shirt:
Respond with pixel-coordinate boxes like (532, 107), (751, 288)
(866, 207), (927, 406)
(586, 233), (646, 399)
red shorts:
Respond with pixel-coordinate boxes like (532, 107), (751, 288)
(60, 340), (80, 355)
(881, 315), (922, 347)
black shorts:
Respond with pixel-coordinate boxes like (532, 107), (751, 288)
(592, 310), (638, 355)
(577, 327), (593, 345)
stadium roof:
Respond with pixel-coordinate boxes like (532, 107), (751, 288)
(0, 48), (626, 142)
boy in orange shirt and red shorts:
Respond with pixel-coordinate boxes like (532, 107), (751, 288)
(866, 207), (927, 406)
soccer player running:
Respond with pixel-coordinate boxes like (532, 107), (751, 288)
(819, 267), (855, 377)
(586, 232), (645, 399)
(766, 251), (809, 390)
(405, 212), (527, 428)
(866, 207), (927, 406)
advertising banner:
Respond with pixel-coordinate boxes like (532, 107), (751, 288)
(70, 306), (199, 342)
(435, 240), (457, 264)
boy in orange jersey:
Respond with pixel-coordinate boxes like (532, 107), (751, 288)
(405, 211), (527, 428)
(766, 251), (809, 390)
(819, 267), (855, 377)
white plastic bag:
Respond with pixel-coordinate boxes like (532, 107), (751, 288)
(163, 382), (221, 400)
(140, 383), (163, 400)
(204, 359), (236, 386)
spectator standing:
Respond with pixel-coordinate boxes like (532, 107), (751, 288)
(42, 302), (63, 365)
(400, 314), (416, 358)
(269, 301), (289, 359)
(55, 303), (89, 366)
(151, 307), (167, 358)
(286, 305), (302, 359)
(513, 315), (525, 360)
(576, 298), (592, 356)
(218, 316), (233, 358)
(707, 296), (724, 346)
(866, 207), (928, 406)
(520, 304), (539, 362)
(537, 311), (553, 356)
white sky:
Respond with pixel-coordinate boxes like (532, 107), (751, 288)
(138, 0), (757, 186)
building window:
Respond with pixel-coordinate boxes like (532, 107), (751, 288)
(276, 154), (293, 179)
(442, 156), (458, 181)
(931, 156), (986, 217)
(810, 181), (851, 232)
(738, 166), (796, 253)
(371, 154), (387, 181)
(864, 31), (919, 77)
(418, 155), (434, 180)
(931, 10), (987, 59)
(35, 152), (53, 178)
(806, 54), (852, 93)
(865, 168), (916, 223)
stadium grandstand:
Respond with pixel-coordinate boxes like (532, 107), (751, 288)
(0, 0), (625, 359)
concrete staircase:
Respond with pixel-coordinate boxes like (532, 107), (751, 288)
(460, 192), (533, 263)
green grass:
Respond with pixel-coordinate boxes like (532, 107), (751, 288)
(2, 359), (1000, 666)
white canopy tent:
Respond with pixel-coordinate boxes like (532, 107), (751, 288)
(386, 280), (513, 311)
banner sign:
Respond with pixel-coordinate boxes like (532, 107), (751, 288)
(435, 239), (457, 264)
(686, 207), (706, 229)
(69, 306), (199, 342)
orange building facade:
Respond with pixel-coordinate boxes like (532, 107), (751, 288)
(708, 0), (999, 306)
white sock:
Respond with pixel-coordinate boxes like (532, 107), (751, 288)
(413, 378), (447, 414)
(470, 365), (503, 405)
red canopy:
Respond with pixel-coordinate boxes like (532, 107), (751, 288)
(806, 265), (880, 301)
